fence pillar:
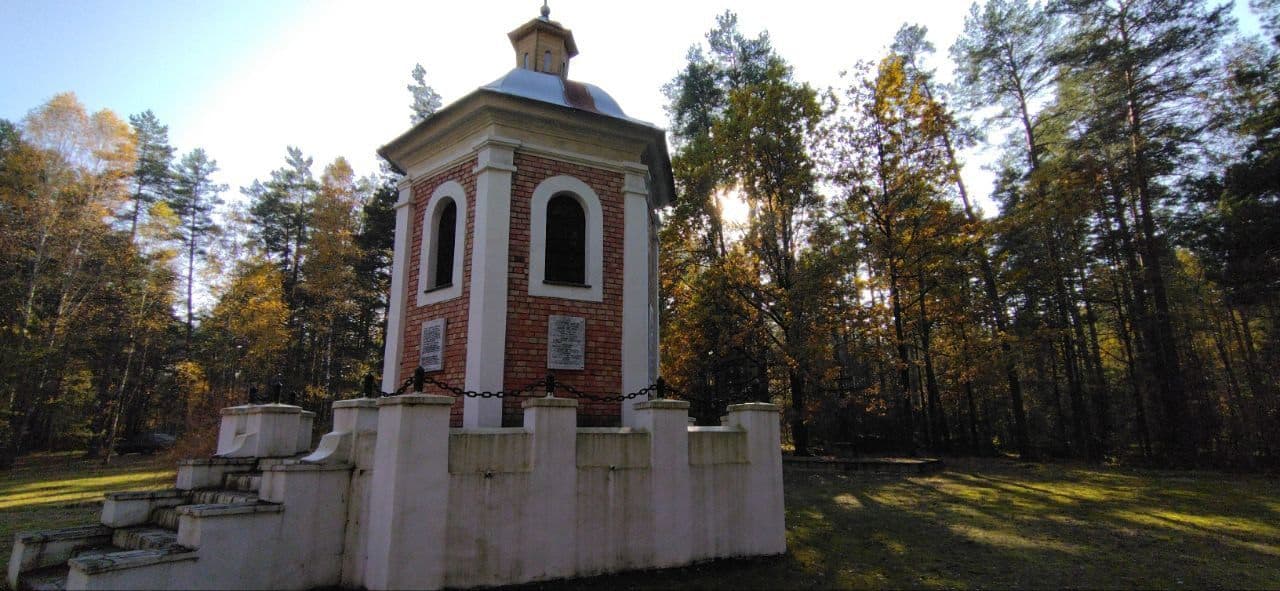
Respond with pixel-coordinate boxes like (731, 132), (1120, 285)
(634, 399), (693, 567)
(725, 402), (785, 556)
(364, 394), (453, 590)
(522, 397), (578, 580)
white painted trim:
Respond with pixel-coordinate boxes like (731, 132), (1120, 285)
(416, 181), (467, 307)
(621, 171), (651, 426)
(463, 142), (516, 427)
(528, 175), (603, 302)
(381, 180), (415, 392)
(404, 133), (646, 184)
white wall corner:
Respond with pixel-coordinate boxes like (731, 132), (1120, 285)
(621, 169), (652, 426)
(381, 178), (416, 393)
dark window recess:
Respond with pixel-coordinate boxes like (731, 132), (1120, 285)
(544, 194), (585, 284)
(433, 200), (456, 289)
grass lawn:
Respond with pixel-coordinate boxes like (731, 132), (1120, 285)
(0, 451), (174, 572)
(530, 458), (1280, 589)
(2, 454), (1277, 589)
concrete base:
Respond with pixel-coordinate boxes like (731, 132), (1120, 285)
(8, 396), (786, 591)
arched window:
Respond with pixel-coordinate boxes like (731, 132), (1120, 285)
(543, 50), (552, 72)
(417, 181), (467, 306)
(431, 199), (456, 289)
(523, 52), (530, 69)
(544, 194), (585, 284)
(529, 175), (602, 301)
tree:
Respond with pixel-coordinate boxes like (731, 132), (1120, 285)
(662, 13), (832, 455)
(126, 110), (175, 241)
(1053, 0), (1233, 462)
(895, 22), (1036, 458)
(169, 148), (226, 351)
(408, 63), (443, 124)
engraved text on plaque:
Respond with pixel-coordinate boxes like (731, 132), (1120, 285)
(547, 315), (585, 370)
(419, 318), (446, 371)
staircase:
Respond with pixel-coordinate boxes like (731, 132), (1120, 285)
(9, 402), (366, 591)
(9, 465), (270, 591)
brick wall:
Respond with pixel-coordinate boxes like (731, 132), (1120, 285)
(400, 158), (477, 426)
(503, 153), (624, 426)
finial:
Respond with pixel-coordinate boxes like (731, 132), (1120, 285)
(540, 0), (550, 19)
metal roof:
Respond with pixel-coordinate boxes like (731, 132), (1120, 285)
(480, 68), (659, 129)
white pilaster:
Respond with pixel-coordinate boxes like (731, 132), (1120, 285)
(381, 179), (415, 393)
(621, 167), (652, 426)
(463, 140), (517, 427)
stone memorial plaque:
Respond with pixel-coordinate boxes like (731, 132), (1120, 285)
(547, 315), (585, 370)
(419, 318), (446, 371)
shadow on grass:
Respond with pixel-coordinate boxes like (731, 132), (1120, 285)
(505, 459), (1280, 590)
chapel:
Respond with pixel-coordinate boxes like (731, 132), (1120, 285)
(377, 2), (674, 428)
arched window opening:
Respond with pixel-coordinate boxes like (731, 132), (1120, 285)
(543, 50), (552, 72)
(544, 194), (585, 284)
(431, 199), (457, 290)
(523, 52), (530, 69)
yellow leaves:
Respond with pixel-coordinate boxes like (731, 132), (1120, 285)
(208, 260), (289, 378)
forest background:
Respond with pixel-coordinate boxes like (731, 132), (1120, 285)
(1, 0), (1277, 469)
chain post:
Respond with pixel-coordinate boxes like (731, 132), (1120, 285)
(655, 377), (665, 400)
(545, 373), (556, 398)
(413, 367), (425, 393)
(362, 373), (375, 398)
(248, 386), (258, 405)
(270, 377), (283, 404)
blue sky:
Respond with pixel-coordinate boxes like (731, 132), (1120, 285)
(1, 0), (1266, 224)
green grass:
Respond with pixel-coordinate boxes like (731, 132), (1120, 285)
(525, 458), (1280, 589)
(0, 452), (174, 569)
(2, 455), (1278, 589)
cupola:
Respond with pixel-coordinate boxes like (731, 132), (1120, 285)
(508, 1), (578, 78)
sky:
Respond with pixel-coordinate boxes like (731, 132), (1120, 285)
(0, 0), (1265, 221)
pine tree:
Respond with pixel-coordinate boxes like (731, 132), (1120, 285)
(408, 63), (443, 124)
(126, 110), (175, 242)
(169, 148), (226, 351)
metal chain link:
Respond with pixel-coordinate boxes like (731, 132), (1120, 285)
(366, 366), (767, 408)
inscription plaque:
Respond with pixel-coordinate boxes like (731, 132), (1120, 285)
(419, 318), (446, 372)
(547, 315), (586, 370)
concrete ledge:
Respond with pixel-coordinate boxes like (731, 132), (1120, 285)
(376, 393), (455, 407)
(247, 403), (304, 415)
(13, 525), (111, 544)
(10, 525), (114, 587)
(635, 399), (690, 410)
(219, 405), (255, 416)
(69, 548), (198, 575)
(333, 398), (378, 409)
(521, 396), (577, 408)
(264, 462), (353, 473)
(177, 457), (256, 467)
(176, 502), (284, 518)
(726, 402), (781, 413)
(103, 489), (187, 502)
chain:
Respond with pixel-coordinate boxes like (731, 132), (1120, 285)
(369, 365), (768, 408)
(556, 380), (657, 403)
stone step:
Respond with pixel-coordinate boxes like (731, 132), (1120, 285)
(190, 489), (258, 505)
(112, 527), (179, 552)
(17, 545), (124, 591)
(223, 471), (262, 492)
(18, 565), (66, 591)
(150, 506), (181, 530)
